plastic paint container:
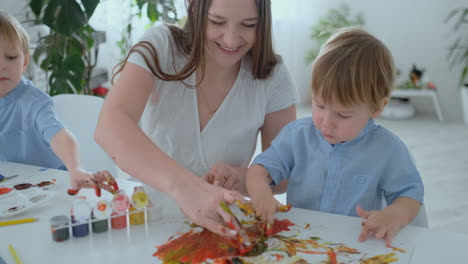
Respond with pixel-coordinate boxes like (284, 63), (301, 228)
(129, 206), (145, 225)
(71, 216), (90, 237)
(92, 200), (112, 233)
(50, 215), (70, 242)
(91, 216), (109, 233)
(71, 197), (91, 237)
(110, 211), (127, 229)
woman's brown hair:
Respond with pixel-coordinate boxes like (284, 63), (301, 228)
(112, 0), (278, 85)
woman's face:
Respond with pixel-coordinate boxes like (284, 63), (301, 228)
(204, 0), (258, 69)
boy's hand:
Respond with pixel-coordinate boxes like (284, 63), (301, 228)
(68, 169), (118, 196)
(202, 163), (241, 192)
(356, 205), (401, 247)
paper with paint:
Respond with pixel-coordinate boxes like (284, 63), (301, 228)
(153, 203), (413, 264)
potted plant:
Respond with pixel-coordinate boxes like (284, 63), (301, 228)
(117, 0), (178, 60)
(446, 7), (468, 124)
(305, 3), (365, 64)
(27, 0), (100, 96)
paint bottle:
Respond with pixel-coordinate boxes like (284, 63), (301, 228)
(111, 190), (130, 229)
(50, 215), (70, 242)
(110, 211), (127, 229)
(92, 200), (112, 233)
(131, 186), (149, 209)
(72, 216), (90, 237)
(129, 205), (145, 225)
(71, 196), (91, 237)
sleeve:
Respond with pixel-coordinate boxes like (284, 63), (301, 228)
(265, 60), (299, 114)
(127, 24), (172, 74)
(380, 138), (424, 206)
(35, 99), (65, 143)
(251, 123), (296, 186)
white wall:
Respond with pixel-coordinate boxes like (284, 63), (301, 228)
(272, 0), (467, 122)
(2, 0), (467, 122)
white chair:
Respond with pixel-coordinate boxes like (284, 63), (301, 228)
(52, 94), (117, 176)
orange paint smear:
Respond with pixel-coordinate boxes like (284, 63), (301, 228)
(154, 219), (294, 263)
(0, 187), (13, 195)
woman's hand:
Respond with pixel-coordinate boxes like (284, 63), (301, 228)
(356, 205), (402, 247)
(202, 163), (243, 192)
(174, 179), (245, 237)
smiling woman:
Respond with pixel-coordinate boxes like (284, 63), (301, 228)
(95, 0), (298, 238)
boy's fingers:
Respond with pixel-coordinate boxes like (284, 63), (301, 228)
(359, 225), (370, 242)
(385, 231), (395, 247)
(375, 228), (386, 239)
(356, 205), (370, 219)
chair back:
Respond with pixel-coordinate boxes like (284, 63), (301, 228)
(52, 94), (116, 176)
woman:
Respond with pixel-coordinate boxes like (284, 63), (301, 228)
(95, 0), (297, 236)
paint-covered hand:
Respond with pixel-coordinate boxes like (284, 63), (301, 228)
(174, 179), (246, 238)
(68, 169), (118, 196)
(356, 205), (401, 247)
(202, 163), (245, 193)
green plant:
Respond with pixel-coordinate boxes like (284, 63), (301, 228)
(446, 7), (468, 86)
(27, 0), (100, 96)
(305, 3), (365, 64)
(117, 0), (178, 60)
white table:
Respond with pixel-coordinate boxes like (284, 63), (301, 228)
(391, 89), (444, 121)
(1, 162), (468, 263)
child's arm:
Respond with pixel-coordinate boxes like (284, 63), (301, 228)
(356, 197), (421, 246)
(49, 129), (115, 192)
(246, 164), (281, 225)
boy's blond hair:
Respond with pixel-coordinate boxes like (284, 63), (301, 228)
(0, 11), (30, 54)
(311, 27), (395, 112)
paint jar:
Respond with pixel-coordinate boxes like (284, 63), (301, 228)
(91, 215), (109, 233)
(71, 196), (91, 237)
(71, 216), (90, 237)
(129, 205), (145, 225)
(50, 215), (70, 242)
(92, 200), (111, 233)
(111, 211), (127, 229)
(146, 199), (162, 222)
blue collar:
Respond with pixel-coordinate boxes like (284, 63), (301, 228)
(315, 119), (377, 151)
(0, 77), (27, 107)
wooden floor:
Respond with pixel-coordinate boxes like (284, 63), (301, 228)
(272, 105), (468, 235)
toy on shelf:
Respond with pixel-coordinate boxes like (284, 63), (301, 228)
(397, 64), (436, 90)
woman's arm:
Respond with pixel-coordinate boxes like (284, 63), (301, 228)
(95, 63), (243, 236)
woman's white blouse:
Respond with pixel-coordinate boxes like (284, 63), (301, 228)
(128, 25), (298, 176)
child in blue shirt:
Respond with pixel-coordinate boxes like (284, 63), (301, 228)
(0, 12), (115, 193)
(246, 28), (424, 246)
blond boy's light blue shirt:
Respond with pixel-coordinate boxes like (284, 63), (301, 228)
(252, 117), (424, 217)
(0, 78), (64, 169)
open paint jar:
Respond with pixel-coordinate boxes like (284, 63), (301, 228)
(50, 215), (70, 242)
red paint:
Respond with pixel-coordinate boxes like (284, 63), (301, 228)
(67, 189), (79, 196)
(111, 212), (127, 229)
(267, 219), (294, 235)
(154, 218), (294, 263)
(94, 185), (101, 197)
(0, 187), (13, 195)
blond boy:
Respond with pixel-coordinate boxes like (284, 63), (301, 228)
(0, 12), (115, 192)
(246, 28), (424, 246)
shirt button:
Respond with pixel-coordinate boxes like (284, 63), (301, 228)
(358, 176), (366, 184)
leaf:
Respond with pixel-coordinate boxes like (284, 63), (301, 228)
(29, 0), (46, 17)
(81, 0), (100, 19)
(147, 2), (161, 22)
(43, 0), (87, 36)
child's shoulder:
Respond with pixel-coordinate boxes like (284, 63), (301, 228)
(283, 117), (316, 134)
(370, 122), (408, 150)
(17, 78), (52, 102)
